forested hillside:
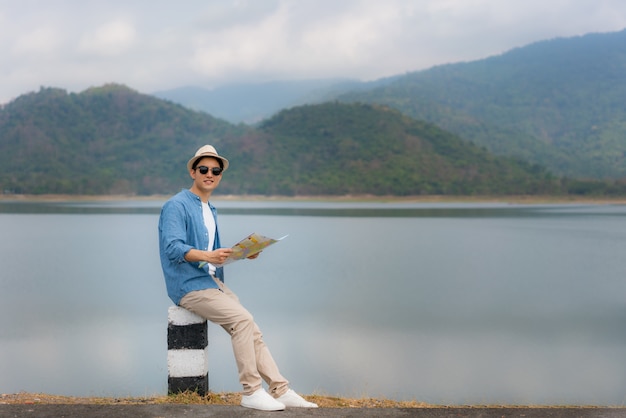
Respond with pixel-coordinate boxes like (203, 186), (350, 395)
(221, 102), (557, 196)
(0, 84), (244, 194)
(0, 86), (570, 196)
(339, 29), (626, 179)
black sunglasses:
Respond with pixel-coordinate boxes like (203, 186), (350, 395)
(196, 166), (223, 176)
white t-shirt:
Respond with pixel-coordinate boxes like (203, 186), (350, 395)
(201, 202), (217, 275)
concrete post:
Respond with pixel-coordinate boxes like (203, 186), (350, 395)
(167, 306), (209, 396)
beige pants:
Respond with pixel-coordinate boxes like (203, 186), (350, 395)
(179, 279), (289, 396)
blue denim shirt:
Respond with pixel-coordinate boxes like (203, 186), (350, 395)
(158, 189), (224, 305)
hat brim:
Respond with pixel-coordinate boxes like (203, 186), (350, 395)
(187, 153), (229, 172)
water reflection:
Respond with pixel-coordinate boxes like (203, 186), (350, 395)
(1, 200), (626, 404)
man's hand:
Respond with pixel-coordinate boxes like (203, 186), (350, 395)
(208, 248), (234, 264)
(186, 247), (234, 264)
(246, 251), (262, 260)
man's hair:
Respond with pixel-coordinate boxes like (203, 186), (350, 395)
(192, 156), (224, 170)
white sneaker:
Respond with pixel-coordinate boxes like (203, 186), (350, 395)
(241, 388), (286, 411)
(275, 389), (319, 408)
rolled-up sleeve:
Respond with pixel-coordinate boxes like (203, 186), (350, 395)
(159, 200), (193, 264)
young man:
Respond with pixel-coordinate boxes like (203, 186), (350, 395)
(158, 145), (317, 411)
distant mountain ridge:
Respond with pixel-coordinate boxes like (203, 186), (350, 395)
(154, 28), (626, 180)
(153, 79), (373, 124)
(339, 29), (626, 179)
(3, 28), (626, 196)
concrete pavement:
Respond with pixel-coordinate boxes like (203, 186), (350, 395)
(1, 405), (625, 417)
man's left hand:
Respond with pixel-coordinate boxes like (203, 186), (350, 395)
(247, 251), (261, 260)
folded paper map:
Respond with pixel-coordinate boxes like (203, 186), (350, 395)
(199, 232), (287, 268)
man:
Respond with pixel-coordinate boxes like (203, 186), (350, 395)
(158, 145), (318, 411)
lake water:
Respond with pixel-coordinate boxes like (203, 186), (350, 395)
(1, 199), (625, 405)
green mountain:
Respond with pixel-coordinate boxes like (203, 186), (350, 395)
(8, 27), (626, 196)
(0, 86), (563, 196)
(338, 29), (626, 179)
(222, 102), (557, 196)
(0, 84), (244, 194)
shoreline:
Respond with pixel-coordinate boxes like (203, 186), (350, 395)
(0, 392), (618, 409)
(0, 392), (432, 408)
(1, 193), (626, 205)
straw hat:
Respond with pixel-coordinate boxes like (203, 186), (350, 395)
(186, 145), (229, 172)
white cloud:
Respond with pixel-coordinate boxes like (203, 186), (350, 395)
(190, 3), (290, 78)
(78, 19), (137, 56)
(0, 0), (625, 103)
(12, 26), (64, 56)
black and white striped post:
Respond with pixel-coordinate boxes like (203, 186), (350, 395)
(167, 306), (209, 395)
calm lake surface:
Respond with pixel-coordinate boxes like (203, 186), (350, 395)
(1, 199), (625, 405)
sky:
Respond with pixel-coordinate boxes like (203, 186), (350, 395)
(1, 0), (626, 104)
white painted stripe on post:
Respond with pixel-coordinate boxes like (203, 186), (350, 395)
(167, 348), (209, 378)
(168, 305), (204, 326)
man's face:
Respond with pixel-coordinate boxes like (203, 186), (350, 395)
(190, 157), (223, 193)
